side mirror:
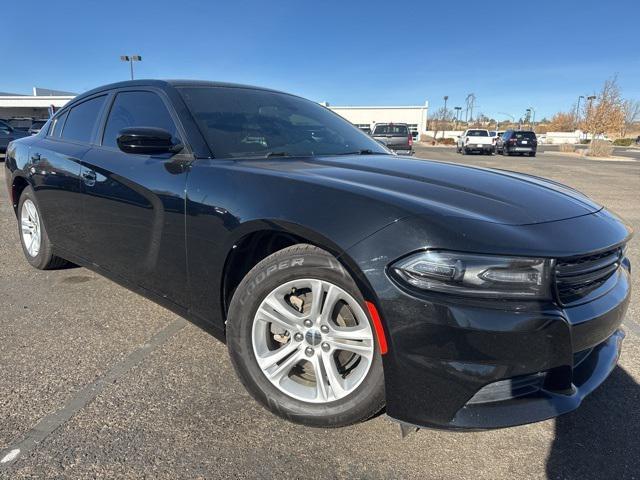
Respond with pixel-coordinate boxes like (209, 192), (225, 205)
(117, 127), (182, 155)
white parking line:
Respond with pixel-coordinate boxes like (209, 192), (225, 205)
(1, 449), (20, 464)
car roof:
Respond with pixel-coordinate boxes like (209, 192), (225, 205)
(66, 79), (288, 109)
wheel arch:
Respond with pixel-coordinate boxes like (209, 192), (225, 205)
(220, 220), (378, 324)
(10, 175), (31, 216)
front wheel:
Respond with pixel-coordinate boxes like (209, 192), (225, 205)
(226, 244), (385, 427)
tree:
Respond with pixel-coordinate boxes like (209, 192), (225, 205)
(621, 99), (640, 137)
(581, 77), (625, 139)
(430, 106), (451, 140)
(548, 111), (577, 132)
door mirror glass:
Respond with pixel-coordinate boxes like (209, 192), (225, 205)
(116, 127), (181, 155)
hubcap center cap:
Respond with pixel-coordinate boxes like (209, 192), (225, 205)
(305, 329), (322, 346)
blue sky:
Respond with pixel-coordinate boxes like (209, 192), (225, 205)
(6, 0), (639, 119)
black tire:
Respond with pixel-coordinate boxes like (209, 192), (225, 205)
(226, 244), (386, 428)
(530, 152), (536, 157)
(17, 186), (68, 270)
(502, 148), (510, 156)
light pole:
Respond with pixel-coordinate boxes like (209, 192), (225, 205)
(120, 55), (142, 80)
(498, 112), (515, 129)
(526, 107), (536, 131)
(575, 95), (584, 130)
(441, 96), (449, 139)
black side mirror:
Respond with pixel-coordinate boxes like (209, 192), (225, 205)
(116, 127), (182, 155)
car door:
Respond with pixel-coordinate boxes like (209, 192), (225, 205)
(28, 97), (107, 255)
(78, 88), (191, 307)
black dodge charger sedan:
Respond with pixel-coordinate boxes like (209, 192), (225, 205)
(4, 80), (632, 430)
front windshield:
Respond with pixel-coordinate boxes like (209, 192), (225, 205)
(178, 86), (389, 158)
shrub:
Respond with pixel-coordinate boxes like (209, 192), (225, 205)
(588, 140), (614, 157)
(437, 138), (456, 145)
(579, 139), (591, 144)
(559, 143), (576, 153)
(613, 138), (634, 146)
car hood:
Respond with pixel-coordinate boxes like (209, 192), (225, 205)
(249, 154), (602, 226)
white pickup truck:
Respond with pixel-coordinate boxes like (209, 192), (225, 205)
(456, 129), (494, 155)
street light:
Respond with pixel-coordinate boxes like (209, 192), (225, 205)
(454, 106), (462, 129)
(575, 95), (585, 129)
(526, 107), (536, 131)
(120, 55), (142, 80)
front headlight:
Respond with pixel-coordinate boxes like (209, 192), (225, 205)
(391, 250), (552, 299)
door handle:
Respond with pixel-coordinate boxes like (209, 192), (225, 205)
(81, 169), (97, 186)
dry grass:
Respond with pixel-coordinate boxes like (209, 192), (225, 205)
(559, 143), (576, 153)
(588, 140), (615, 157)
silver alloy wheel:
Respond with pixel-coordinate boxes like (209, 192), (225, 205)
(251, 278), (375, 403)
(21, 199), (41, 257)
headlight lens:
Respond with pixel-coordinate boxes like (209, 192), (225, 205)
(391, 250), (552, 299)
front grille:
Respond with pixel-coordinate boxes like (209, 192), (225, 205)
(555, 247), (624, 304)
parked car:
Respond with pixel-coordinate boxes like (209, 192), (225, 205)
(6, 117), (34, 132)
(4, 80), (631, 431)
(0, 120), (28, 154)
(490, 130), (505, 152)
(28, 119), (48, 136)
(371, 123), (413, 154)
(496, 130), (538, 156)
(456, 129), (494, 154)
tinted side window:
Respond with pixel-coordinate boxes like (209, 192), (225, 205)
(48, 111), (68, 138)
(102, 91), (177, 148)
(61, 96), (106, 143)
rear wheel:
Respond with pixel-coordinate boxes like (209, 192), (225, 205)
(226, 244), (385, 427)
(18, 186), (68, 270)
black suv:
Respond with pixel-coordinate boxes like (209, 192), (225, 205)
(4, 80), (631, 431)
(497, 130), (538, 157)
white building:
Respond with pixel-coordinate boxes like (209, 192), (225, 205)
(324, 102), (429, 137)
(0, 87), (75, 120)
(1, 86), (430, 139)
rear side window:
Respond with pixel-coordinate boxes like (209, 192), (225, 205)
(373, 124), (408, 135)
(61, 96), (107, 143)
(102, 91), (178, 148)
(48, 111), (69, 138)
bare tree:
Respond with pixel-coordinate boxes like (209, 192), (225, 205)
(548, 111), (577, 132)
(431, 106), (449, 141)
(621, 99), (640, 137)
(581, 77), (625, 140)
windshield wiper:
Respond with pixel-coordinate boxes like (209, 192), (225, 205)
(335, 149), (386, 156)
(265, 151), (290, 158)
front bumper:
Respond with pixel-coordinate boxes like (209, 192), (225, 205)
(344, 211), (632, 430)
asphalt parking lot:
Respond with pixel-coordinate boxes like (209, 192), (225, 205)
(1, 147), (639, 479)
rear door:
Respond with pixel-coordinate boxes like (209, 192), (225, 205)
(78, 88), (191, 306)
(28, 96), (107, 255)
